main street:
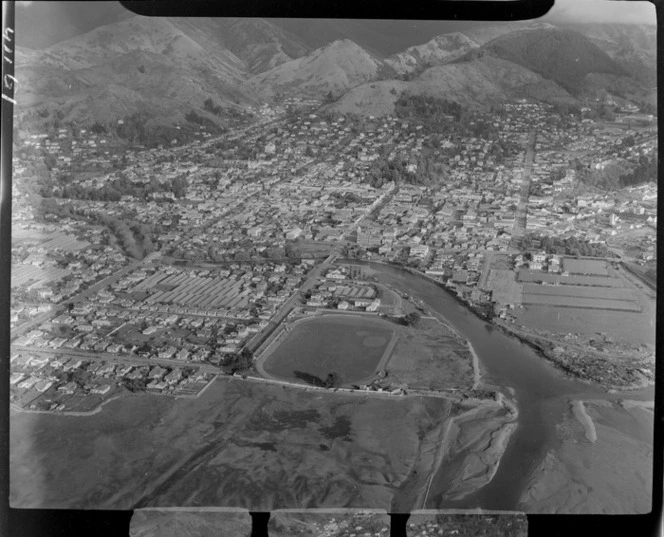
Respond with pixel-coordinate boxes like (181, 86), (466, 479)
(511, 129), (538, 240)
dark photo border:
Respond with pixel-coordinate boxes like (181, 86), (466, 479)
(2, 0), (662, 536)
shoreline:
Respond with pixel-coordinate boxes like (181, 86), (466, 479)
(492, 321), (654, 393)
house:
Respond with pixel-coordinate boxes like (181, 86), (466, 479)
(18, 376), (39, 390)
(148, 366), (168, 379)
(90, 384), (112, 395)
(164, 369), (183, 385)
(410, 244), (430, 258)
(57, 382), (77, 394)
(366, 299), (381, 312)
(34, 380), (54, 393)
(97, 364), (115, 376)
(9, 372), (25, 385)
(158, 346), (177, 359)
(117, 364), (133, 377)
(146, 379), (168, 390)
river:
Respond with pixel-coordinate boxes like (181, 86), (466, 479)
(348, 260), (654, 510)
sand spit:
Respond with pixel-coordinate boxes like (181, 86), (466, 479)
(434, 394), (519, 503)
(571, 401), (597, 443)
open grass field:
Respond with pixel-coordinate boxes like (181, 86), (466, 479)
(561, 259), (609, 276)
(515, 260), (655, 343)
(486, 269), (522, 305)
(518, 270), (623, 287)
(11, 377), (454, 511)
(521, 284), (635, 301)
(262, 315), (396, 386)
(386, 318), (475, 391)
(520, 294), (641, 312)
(299, 240), (336, 258)
(513, 306), (655, 344)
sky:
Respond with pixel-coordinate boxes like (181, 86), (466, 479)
(542, 0), (656, 25)
(14, 0), (657, 50)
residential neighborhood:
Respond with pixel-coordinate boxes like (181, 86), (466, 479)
(10, 96), (657, 411)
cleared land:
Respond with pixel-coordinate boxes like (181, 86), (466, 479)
(262, 315), (396, 385)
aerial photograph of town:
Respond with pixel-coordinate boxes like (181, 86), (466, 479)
(7, 0), (656, 525)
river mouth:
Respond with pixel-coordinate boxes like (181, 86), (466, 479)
(346, 260), (653, 512)
(261, 315), (396, 386)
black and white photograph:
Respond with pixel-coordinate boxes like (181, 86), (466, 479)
(6, 0), (657, 519)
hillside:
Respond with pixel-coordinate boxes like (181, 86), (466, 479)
(385, 33), (479, 75)
(329, 55), (577, 117)
(248, 39), (394, 100)
(564, 23), (657, 87)
(15, 16), (265, 135)
(481, 27), (629, 95)
(270, 19), (481, 57)
(168, 18), (312, 75)
(323, 80), (410, 117)
(13, 15), (656, 134)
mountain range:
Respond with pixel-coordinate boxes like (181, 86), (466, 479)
(14, 15), (657, 134)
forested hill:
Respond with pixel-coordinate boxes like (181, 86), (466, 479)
(482, 27), (628, 94)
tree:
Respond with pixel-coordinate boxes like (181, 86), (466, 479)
(324, 372), (340, 388)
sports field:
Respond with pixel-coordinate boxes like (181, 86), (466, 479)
(520, 294), (641, 312)
(522, 284), (636, 301)
(561, 258), (609, 276)
(517, 270), (623, 287)
(262, 315), (396, 385)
